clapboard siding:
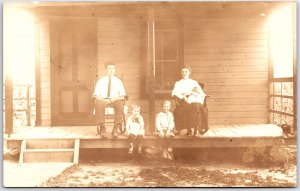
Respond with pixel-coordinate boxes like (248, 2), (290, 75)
(185, 53), (267, 59)
(36, 16), (270, 127)
(21, 2), (295, 132)
(187, 59), (267, 66)
(194, 72), (268, 79)
(184, 18), (268, 125)
(193, 79), (268, 86)
(209, 118), (267, 124)
(96, 18), (143, 95)
(207, 98), (268, 106)
(38, 20), (51, 126)
(209, 105), (267, 112)
(96, 18), (150, 128)
(205, 86), (268, 92)
(193, 66), (268, 73)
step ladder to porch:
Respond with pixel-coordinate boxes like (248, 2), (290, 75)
(19, 139), (80, 164)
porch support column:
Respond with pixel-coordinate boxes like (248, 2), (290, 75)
(34, 18), (41, 126)
(4, 68), (13, 136)
(292, 3), (297, 134)
(4, 6), (13, 135)
(147, 9), (156, 134)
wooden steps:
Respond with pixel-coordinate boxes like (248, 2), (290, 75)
(19, 139), (80, 164)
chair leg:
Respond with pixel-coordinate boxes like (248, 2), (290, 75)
(96, 122), (101, 135)
(112, 125), (119, 138)
(96, 126), (101, 135)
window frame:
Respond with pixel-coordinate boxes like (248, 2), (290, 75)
(146, 20), (184, 98)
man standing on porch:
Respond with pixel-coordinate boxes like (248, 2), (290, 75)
(93, 63), (126, 138)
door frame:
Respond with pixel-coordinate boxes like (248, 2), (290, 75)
(49, 18), (97, 126)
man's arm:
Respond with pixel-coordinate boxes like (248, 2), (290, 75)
(118, 79), (126, 97)
(93, 79), (101, 97)
(93, 79), (111, 103)
(110, 79), (126, 102)
(109, 96), (125, 102)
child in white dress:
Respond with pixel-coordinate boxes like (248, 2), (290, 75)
(126, 104), (145, 154)
(156, 100), (175, 159)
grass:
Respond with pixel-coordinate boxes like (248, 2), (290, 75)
(39, 146), (296, 187)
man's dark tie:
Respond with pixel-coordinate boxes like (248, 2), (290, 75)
(107, 76), (111, 98)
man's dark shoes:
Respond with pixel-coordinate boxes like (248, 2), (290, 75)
(199, 127), (209, 135)
(186, 129), (192, 136)
(173, 129), (180, 136)
(96, 125), (101, 135)
(112, 132), (118, 138)
(112, 125), (119, 138)
(100, 126), (108, 138)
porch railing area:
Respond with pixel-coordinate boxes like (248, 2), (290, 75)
(2, 78), (297, 136)
(3, 84), (36, 133)
(269, 77), (296, 134)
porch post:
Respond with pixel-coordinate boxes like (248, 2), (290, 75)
(35, 19), (41, 126)
(147, 9), (156, 134)
(292, 3), (297, 134)
(26, 84), (31, 126)
(267, 22), (274, 124)
(4, 70), (13, 136)
(4, 6), (14, 135)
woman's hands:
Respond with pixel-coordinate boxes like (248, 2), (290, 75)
(95, 97), (110, 103)
(181, 92), (193, 102)
(183, 96), (188, 102)
(158, 130), (165, 138)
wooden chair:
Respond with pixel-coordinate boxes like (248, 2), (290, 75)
(95, 96), (129, 135)
(173, 81), (209, 135)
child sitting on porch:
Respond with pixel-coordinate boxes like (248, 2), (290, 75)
(156, 100), (175, 160)
(126, 104), (145, 154)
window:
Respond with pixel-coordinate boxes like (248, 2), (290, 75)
(154, 21), (181, 92)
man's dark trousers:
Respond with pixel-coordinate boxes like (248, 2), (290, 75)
(94, 99), (124, 126)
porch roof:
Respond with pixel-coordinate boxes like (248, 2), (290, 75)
(6, 1), (289, 19)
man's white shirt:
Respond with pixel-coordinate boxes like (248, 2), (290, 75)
(93, 75), (126, 98)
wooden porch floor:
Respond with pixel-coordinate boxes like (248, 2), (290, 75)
(4, 124), (285, 149)
(5, 124), (282, 140)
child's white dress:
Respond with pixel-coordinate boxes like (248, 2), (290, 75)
(187, 93), (205, 104)
(156, 111), (175, 132)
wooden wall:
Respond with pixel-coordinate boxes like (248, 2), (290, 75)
(184, 18), (269, 125)
(36, 17), (270, 127)
(96, 18), (150, 129)
(34, 6), (272, 128)
(37, 20), (52, 126)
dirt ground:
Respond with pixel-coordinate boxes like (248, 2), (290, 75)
(39, 145), (297, 187)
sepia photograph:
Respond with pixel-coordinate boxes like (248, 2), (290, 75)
(2, 0), (297, 187)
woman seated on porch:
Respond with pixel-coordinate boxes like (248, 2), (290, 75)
(172, 66), (208, 136)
